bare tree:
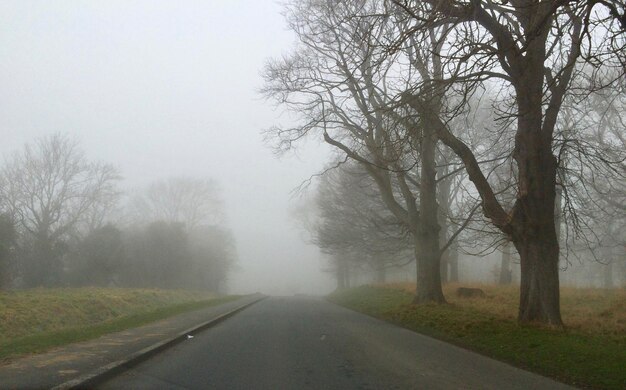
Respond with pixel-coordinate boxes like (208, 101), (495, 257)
(263, 0), (475, 303)
(188, 225), (237, 293)
(0, 133), (120, 286)
(556, 74), (626, 287)
(392, 0), (626, 324)
(311, 161), (413, 287)
(129, 177), (223, 230)
(122, 176), (234, 291)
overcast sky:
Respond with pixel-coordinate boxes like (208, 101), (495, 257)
(0, 0), (335, 295)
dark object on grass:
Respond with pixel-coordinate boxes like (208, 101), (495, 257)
(456, 287), (486, 298)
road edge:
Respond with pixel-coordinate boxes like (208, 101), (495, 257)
(52, 294), (267, 390)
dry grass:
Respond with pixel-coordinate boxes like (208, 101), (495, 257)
(330, 284), (626, 389)
(381, 282), (626, 335)
(0, 287), (217, 343)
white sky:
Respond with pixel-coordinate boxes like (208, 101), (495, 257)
(0, 0), (335, 295)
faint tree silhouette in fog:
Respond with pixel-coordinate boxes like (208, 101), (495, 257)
(0, 214), (17, 289)
(0, 133), (120, 287)
(311, 161), (413, 289)
(66, 224), (125, 287)
(130, 177), (223, 230)
(123, 176), (235, 291)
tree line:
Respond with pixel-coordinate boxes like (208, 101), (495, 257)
(264, 0), (626, 326)
(0, 134), (236, 292)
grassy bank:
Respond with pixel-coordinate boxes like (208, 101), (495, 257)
(329, 283), (625, 390)
(0, 288), (237, 361)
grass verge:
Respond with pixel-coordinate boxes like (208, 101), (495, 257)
(0, 288), (238, 361)
(329, 284), (625, 390)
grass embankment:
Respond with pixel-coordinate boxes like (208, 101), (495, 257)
(0, 288), (237, 361)
(329, 283), (626, 390)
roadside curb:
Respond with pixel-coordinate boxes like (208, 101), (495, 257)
(52, 294), (266, 390)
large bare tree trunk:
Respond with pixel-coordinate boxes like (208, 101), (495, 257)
(414, 236), (445, 303)
(512, 96), (563, 325)
(514, 179), (563, 326)
(515, 234), (561, 324)
(506, 24), (564, 324)
(413, 129), (446, 304)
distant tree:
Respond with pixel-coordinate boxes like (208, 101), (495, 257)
(121, 175), (235, 291)
(0, 214), (17, 289)
(66, 224), (125, 287)
(123, 221), (190, 289)
(0, 133), (120, 286)
(556, 77), (626, 288)
(130, 177), (222, 230)
(120, 221), (236, 291)
(311, 162), (413, 288)
(187, 225), (237, 293)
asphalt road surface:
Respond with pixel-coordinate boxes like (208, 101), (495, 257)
(98, 296), (573, 390)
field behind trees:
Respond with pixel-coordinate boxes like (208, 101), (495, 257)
(329, 284), (625, 390)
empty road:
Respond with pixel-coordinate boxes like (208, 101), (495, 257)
(99, 296), (572, 390)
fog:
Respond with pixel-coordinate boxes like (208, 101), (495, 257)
(0, 1), (624, 300)
(2, 4), (625, 389)
(0, 1), (335, 295)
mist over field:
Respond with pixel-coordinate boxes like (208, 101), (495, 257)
(0, 0), (335, 295)
(1, 2), (625, 389)
(0, 0), (624, 306)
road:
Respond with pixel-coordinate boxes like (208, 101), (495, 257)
(98, 296), (573, 390)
